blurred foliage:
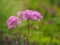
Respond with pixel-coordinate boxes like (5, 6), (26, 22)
(0, 0), (60, 45)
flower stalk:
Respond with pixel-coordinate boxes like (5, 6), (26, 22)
(27, 19), (30, 45)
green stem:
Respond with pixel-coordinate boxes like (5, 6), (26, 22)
(15, 26), (22, 45)
(15, 25), (22, 34)
(27, 20), (30, 45)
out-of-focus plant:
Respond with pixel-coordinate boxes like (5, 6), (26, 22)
(7, 9), (43, 45)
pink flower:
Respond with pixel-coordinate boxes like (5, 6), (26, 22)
(22, 10), (43, 21)
(31, 11), (43, 21)
(22, 10), (33, 20)
(7, 16), (20, 29)
(17, 11), (21, 16)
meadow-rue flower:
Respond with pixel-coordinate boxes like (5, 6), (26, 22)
(7, 16), (20, 29)
(22, 10), (32, 20)
(17, 11), (21, 16)
(31, 11), (43, 21)
(22, 10), (43, 21)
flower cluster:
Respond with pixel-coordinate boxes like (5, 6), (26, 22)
(7, 10), (43, 29)
(22, 10), (43, 21)
(7, 16), (20, 29)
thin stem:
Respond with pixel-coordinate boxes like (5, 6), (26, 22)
(28, 20), (30, 36)
(15, 25), (22, 34)
(27, 20), (35, 45)
(15, 26), (22, 45)
(27, 20), (30, 45)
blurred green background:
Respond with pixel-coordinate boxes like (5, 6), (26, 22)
(0, 0), (60, 45)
